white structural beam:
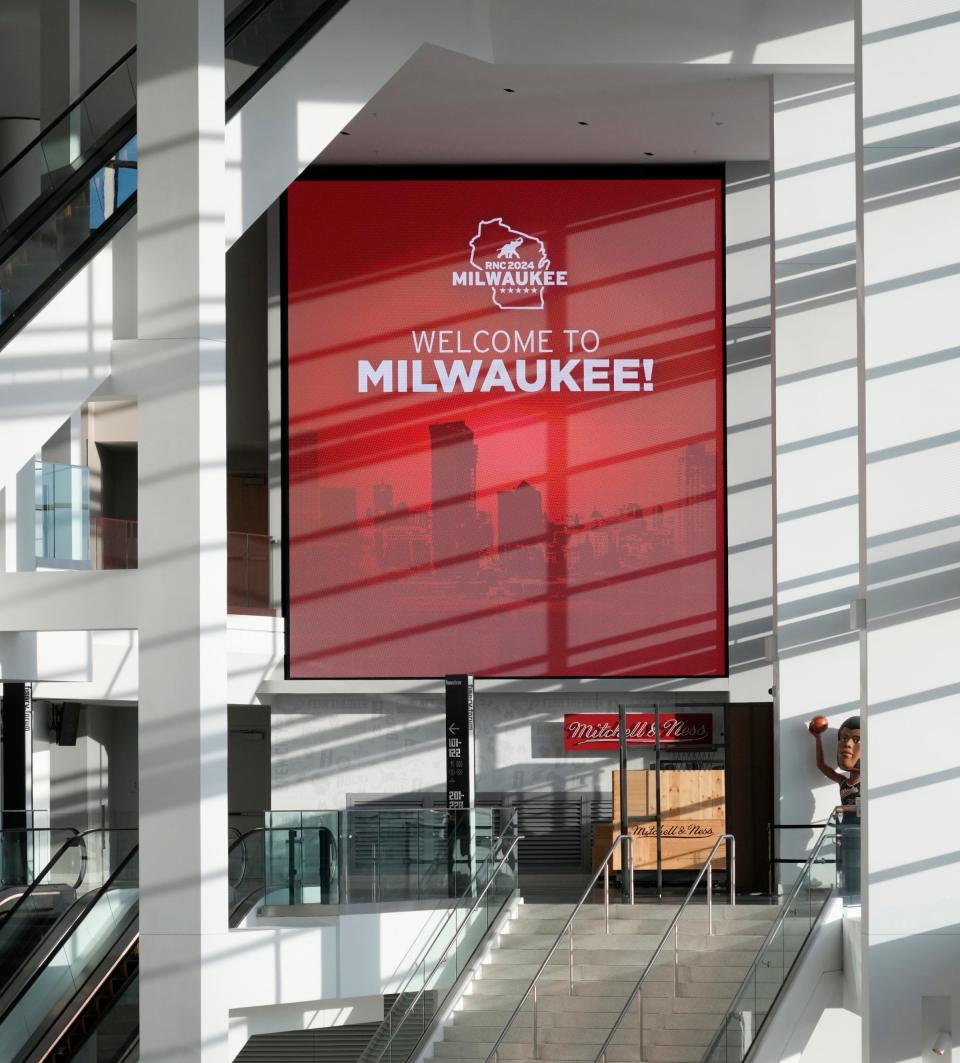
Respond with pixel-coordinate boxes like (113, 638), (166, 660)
(0, 570), (138, 631)
(0, 243), (114, 498)
(858, 3), (960, 1061)
(770, 74), (860, 873)
(135, 0), (229, 1058)
(724, 161), (774, 702)
(226, 0), (855, 244)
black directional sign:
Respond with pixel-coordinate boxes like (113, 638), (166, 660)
(445, 674), (475, 810)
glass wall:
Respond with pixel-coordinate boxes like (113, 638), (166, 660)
(35, 461), (89, 566)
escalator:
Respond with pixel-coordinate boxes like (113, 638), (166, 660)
(0, 845), (139, 1063)
(0, 0), (350, 345)
(0, 821), (253, 1063)
(0, 830), (134, 1003)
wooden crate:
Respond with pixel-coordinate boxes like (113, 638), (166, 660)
(596, 769), (727, 871)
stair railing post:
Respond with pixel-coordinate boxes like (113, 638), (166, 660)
(628, 836), (635, 905)
(604, 858), (610, 934)
(287, 828), (296, 906)
(533, 981), (539, 1058)
(673, 921), (679, 996)
(638, 987), (644, 1061)
(729, 833), (736, 906)
(568, 924), (574, 994)
(707, 859), (713, 936)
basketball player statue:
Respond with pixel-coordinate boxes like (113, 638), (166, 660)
(809, 715), (861, 900)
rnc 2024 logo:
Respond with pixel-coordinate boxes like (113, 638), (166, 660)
(451, 218), (568, 310)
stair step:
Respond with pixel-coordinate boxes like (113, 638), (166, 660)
(454, 998), (729, 1026)
(430, 1044), (704, 1062)
(427, 895), (806, 1063)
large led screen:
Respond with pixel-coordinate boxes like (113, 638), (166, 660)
(285, 173), (726, 678)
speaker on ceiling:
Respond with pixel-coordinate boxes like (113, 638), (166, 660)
(54, 703), (81, 747)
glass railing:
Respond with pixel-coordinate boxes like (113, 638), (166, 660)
(0, 0), (352, 339)
(700, 816), (842, 1063)
(0, 52), (136, 240)
(0, 846), (138, 1062)
(228, 809), (511, 922)
(0, 826), (76, 892)
(0, 134), (136, 332)
(35, 461), (89, 566)
(260, 808), (507, 907)
(357, 825), (521, 1063)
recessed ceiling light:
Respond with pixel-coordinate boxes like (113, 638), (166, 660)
(504, 87), (515, 93)
(578, 121), (589, 126)
(339, 131), (350, 136)
(644, 152), (655, 157)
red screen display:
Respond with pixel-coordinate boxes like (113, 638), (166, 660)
(286, 175), (726, 678)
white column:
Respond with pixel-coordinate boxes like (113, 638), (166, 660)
(2, 458), (38, 575)
(136, 1), (229, 1059)
(770, 75), (861, 875)
(724, 161), (774, 704)
(858, 4), (960, 1061)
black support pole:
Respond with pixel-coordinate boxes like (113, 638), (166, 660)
(654, 702), (663, 901)
(446, 675), (476, 896)
(618, 704), (630, 902)
(1, 683), (30, 886)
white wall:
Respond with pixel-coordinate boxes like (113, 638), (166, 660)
(226, 906), (450, 1058)
(31, 701), (137, 830)
(858, 3), (960, 1061)
(726, 161), (775, 706)
(770, 74), (860, 878)
(271, 693), (726, 808)
(0, 616), (282, 704)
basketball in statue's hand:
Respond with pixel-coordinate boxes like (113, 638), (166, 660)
(808, 715), (829, 735)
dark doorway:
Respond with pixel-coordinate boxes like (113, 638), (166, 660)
(724, 702), (775, 894)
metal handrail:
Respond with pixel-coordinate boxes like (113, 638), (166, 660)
(592, 833), (735, 1063)
(486, 833), (636, 1063)
(358, 830), (523, 1063)
(0, 48), (136, 185)
(699, 814), (839, 1063)
(378, 812), (518, 985)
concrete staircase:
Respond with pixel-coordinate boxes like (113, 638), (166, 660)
(425, 900), (808, 1063)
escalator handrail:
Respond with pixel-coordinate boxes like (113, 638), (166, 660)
(224, 0), (353, 119)
(0, 826), (80, 897)
(0, 841), (139, 1030)
(0, 827), (125, 929)
(32, 915), (140, 1063)
(0, 0), (289, 191)
(0, 47), (136, 188)
(225, 0), (281, 43)
(0, 0), (350, 231)
(0, 0), (354, 346)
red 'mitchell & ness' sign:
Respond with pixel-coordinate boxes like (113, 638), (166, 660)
(563, 712), (713, 750)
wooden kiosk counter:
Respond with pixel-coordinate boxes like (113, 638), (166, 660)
(593, 769), (726, 872)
